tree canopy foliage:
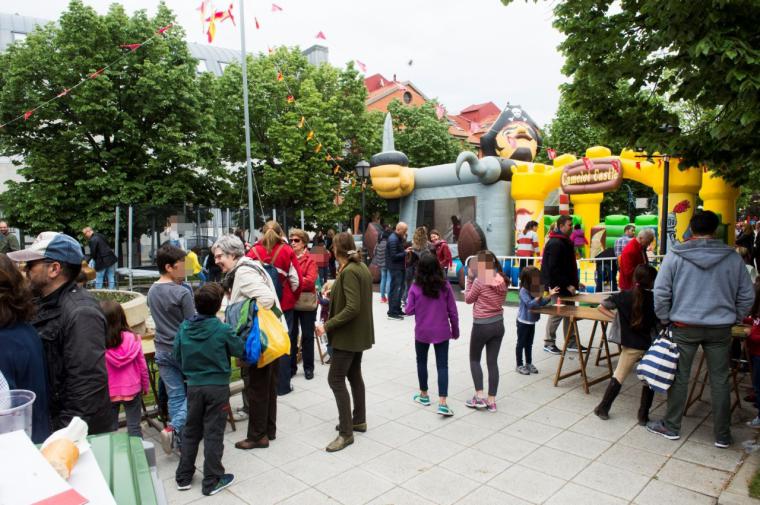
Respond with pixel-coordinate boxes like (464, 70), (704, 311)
(503, 0), (760, 185)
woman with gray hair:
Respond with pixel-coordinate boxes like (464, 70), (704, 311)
(212, 234), (283, 450)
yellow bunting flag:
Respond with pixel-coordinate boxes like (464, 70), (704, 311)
(325, 154), (332, 161)
(298, 116), (305, 128)
(333, 165), (340, 174)
(306, 131), (314, 141)
(277, 71), (283, 81)
(287, 95), (294, 103)
(315, 143), (322, 153)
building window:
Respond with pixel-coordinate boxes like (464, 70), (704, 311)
(219, 61), (229, 73)
(11, 32), (27, 42)
(403, 91), (412, 104)
(196, 59), (209, 74)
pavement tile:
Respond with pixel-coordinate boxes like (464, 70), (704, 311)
(332, 435), (393, 466)
(673, 439), (743, 472)
(439, 447), (512, 483)
(396, 407), (453, 432)
(544, 482), (627, 505)
(656, 457), (732, 497)
(572, 461), (650, 501)
(519, 445), (591, 481)
(432, 418), (491, 446)
(569, 412), (637, 442)
(525, 405), (585, 429)
(452, 485), (529, 505)
(366, 487), (437, 505)
(362, 448), (434, 484)
(364, 420), (426, 448)
(278, 448), (353, 486)
(187, 490), (249, 505)
(488, 464), (566, 504)
(596, 443), (668, 477)
(228, 468), (307, 504)
(317, 467), (394, 505)
(471, 431), (539, 463)
(500, 418), (563, 445)
(401, 466), (480, 505)
(545, 431), (613, 460)
(399, 433), (466, 464)
(633, 479), (716, 505)
(491, 395), (543, 418)
(274, 488), (342, 505)
(617, 424), (685, 456)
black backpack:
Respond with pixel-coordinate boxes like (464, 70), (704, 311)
(250, 244), (285, 301)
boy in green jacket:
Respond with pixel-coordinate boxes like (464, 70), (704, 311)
(173, 283), (244, 496)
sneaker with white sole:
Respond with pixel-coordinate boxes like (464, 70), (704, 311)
(527, 363), (539, 374)
(203, 474), (234, 496)
(646, 420), (680, 440)
(543, 344), (561, 355)
(176, 482), (191, 491)
(516, 365), (530, 375)
(413, 393), (431, 406)
(715, 437), (733, 449)
(160, 426), (175, 454)
(486, 401), (497, 413)
(465, 396), (487, 409)
(437, 404), (454, 416)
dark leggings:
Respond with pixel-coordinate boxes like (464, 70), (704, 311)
(469, 320), (504, 396)
(516, 321), (536, 366)
(415, 340), (449, 397)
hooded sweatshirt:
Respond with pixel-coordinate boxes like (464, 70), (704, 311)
(653, 238), (754, 327)
(105, 330), (150, 399)
(173, 314), (244, 386)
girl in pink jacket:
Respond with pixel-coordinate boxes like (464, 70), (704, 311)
(101, 300), (150, 438)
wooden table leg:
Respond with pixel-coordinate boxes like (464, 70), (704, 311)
(575, 320), (590, 394)
(554, 316), (574, 387)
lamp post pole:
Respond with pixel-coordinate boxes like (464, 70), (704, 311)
(355, 160), (370, 236)
(660, 155), (670, 255)
(239, 0), (255, 241)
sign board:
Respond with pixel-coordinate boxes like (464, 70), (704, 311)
(560, 157), (623, 194)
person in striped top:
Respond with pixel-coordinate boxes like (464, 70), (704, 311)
(516, 221), (540, 273)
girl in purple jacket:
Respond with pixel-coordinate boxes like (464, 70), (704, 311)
(405, 254), (459, 416)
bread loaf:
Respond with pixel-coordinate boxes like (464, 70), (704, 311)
(41, 438), (79, 480)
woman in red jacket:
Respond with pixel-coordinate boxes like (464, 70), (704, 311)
(289, 228), (319, 380)
(248, 221), (303, 395)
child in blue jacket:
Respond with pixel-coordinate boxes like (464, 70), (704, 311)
(516, 266), (558, 375)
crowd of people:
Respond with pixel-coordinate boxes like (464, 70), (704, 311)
(0, 209), (758, 497)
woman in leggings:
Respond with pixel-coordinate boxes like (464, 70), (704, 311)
(464, 250), (508, 412)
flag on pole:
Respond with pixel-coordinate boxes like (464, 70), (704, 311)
(272, 3), (283, 12)
(315, 31), (326, 40)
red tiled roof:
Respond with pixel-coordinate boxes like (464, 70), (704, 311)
(364, 73), (392, 93)
(459, 102), (500, 123)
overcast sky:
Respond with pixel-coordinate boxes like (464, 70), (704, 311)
(9, 0), (568, 126)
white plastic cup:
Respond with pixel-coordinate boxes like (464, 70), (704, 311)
(0, 390), (36, 438)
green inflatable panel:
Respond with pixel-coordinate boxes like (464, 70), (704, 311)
(635, 214), (659, 226)
(605, 215), (629, 226)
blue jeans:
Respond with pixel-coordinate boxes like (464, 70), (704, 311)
(318, 267), (329, 285)
(155, 351), (187, 435)
(415, 340), (449, 397)
(95, 264), (116, 289)
(379, 268), (390, 298)
(387, 269), (405, 316)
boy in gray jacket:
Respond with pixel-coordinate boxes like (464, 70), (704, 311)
(647, 211), (754, 448)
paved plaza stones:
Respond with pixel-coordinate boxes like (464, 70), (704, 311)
(146, 296), (758, 505)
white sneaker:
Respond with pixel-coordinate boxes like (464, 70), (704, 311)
(160, 427), (174, 455)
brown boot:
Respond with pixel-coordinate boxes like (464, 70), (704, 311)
(234, 436), (269, 450)
(637, 385), (655, 426)
(594, 378), (621, 420)
(326, 434), (354, 452)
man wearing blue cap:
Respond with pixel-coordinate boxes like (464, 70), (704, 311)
(8, 232), (112, 434)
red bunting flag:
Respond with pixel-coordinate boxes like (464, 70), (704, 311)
(89, 68), (104, 79)
(24, 110), (34, 120)
(277, 71), (283, 81)
(546, 148), (557, 160)
(435, 103), (446, 120)
(119, 43), (142, 52)
(287, 95), (295, 103)
(57, 88), (70, 98)
(307, 131), (314, 141)
(315, 31), (326, 40)
(315, 143), (322, 153)
(272, 3), (283, 12)
(298, 116), (305, 128)
(219, 4), (235, 25)
(255, 17), (260, 29)
(355, 60), (367, 73)
(157, 23), (173, 35)
(582, 157), (593, 170)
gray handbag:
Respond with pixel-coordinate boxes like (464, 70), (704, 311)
(607, 310), (622, 345)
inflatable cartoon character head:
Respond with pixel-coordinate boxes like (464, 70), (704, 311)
(480, 105), (542, 162)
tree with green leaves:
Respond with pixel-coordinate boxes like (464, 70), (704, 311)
(0, 0), (230, 236)
(211, 49), (380, 231)
(503, 0), (760, 185)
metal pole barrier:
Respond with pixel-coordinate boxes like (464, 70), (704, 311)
(114, 206), (120, 289)
(128, 205), (134, 292)
(239, 0), (256, 245)
(660, 155), (670, 255)
(301, 209), (304, 229)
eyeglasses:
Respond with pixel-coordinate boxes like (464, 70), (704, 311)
(24, 259), (54, 272)
(290, 238), (302, 243)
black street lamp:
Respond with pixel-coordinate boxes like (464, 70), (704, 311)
(355, 160), (370, 236)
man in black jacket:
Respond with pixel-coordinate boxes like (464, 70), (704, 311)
(9, 232), (112, 434)
(83, 226), (118, 289)
(386, 222), (408, 320)
(541, 215), (581, 354)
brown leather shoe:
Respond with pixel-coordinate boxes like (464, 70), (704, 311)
(326, 435), (354, 452)
(234, 437), (269, 450)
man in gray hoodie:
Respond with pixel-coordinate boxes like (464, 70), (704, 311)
(647, 211), (754, 448)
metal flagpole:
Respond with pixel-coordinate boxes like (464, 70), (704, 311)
(239, 0), (256, 242)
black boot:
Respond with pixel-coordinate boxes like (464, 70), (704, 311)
(594, 378), (621, 420)
(637, 385), (655, 426)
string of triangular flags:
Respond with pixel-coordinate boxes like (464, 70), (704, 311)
(0, 23), (174, 129)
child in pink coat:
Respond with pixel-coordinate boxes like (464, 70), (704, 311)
(101, 300), (150, 438)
